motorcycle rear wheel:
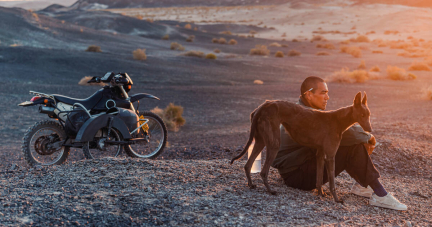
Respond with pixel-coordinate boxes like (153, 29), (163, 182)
(22, 120), (70, 166)
(124, 111), (167, 159)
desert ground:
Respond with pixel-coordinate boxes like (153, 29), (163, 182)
(0, 0), (431, 226)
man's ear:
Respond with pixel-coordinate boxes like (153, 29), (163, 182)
(362, 91), (367, 105)
(353, 92), (362, 106)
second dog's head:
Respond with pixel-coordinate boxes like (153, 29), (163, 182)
(352, 92), (372, 132)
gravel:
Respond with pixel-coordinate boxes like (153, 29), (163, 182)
(0, 158), (430, 226)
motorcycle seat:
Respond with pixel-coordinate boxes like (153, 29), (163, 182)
(53, 90), (103, 110)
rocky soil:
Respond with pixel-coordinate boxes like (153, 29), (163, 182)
(1, 158), (430, 226)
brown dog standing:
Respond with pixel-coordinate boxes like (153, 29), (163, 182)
(231, 92), (371, 203)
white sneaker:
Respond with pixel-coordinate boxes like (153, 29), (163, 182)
(350, 182), (373, 198)
(369, 193), (408, 211)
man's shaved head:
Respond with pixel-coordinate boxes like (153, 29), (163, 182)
(301, 76), (325, 98)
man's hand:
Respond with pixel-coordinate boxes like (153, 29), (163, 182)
(364, 134), (376, 155)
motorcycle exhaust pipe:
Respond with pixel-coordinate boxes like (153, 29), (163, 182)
(39, 106), (55, 115)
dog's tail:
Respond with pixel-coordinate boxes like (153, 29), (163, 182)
(230, 101), (273, 164)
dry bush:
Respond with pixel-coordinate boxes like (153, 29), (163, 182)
(228, 39), (238, 45)
(212, 38), (219, 43)
(78, 76), (106, 86)
(162, 34), (169, 40)
(146, 18), (154, 23)
(408, 62), (431, 71)
(281, 44), (289, 48)
(184, 23), (192, 29)
(292, 39), (299, 42)
(170, 42), (185, 51)
(340, 45), (362, 58)
(254, 80), (264, 85)
(205, 53), (217, 59)
(250, 45), (270, 56)
(311, 35), (326, 42)
(422, 86), (432, 100)
(270, 42), (281, 47)
(186, 35), (195, 42)
(218, 38), (227, 44)
(372, 50), (383, 54)
(214, 49), (221, 53)
(370, 66), (380, 72)
(86, 45), (101, 52)
(132, 49), (147, 60)
(354, 35), (370, 42)
(275, 51), (284, 57)
(386, 66), (416, 80)
(249, 30), (257, 35)
(316, 43), (335, 49)
(340, 40), (350, 45)
(181, 51), (205, 58)
(219, 31), (232, 35)
(288, 50), (301, 56)
(358, 60), (366, 69)
(425, 57), (432, 66)
(151, 103), (185, 132)
(316, 51), (330, 56)
(327, 68), (369, 83)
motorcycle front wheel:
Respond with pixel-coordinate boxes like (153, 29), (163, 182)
(124, 111), (167, 159)
(22, 120), (70, 166)
(82, 127), (122, 159)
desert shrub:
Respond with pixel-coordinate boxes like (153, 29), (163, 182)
(270, 42), (281, 47)
(218, 38), (227, 44)
(275, 51), (284, 57)
(250, 45), (270, 56)
(181, 51), (205, 58)
(340, 45), (362, 58)
(132, 49), (147, 60)
(316, 51), (330, 56)
(354, 35), (370, 42)
(378, 43), (387, 47)
(184, 23), (192, 29)
(249, 30), (257, 35)
(219, 31), (232, 35)
(254, 80), (264, 85)
(372, 50), (383, 54)
(228, 39), (238, 45)
(311, 35), (326, 42)
(288, 50), (301, 56)
(340, 40), (350, 45)
(327, 68), (369, 83)
(78, 76), (106, 86)
(370, 66), (380, 72)
(214, 49), (221, 53)
(281, 44), (289, 47)
(422, 86), (432, 100)
(316, 43), (335, 49)
(292, 39), (299, 42)
(358, 60), (366, 69)
(212, 38), (219, 43)
(425, 57), (432, 66)
(146, 18), (154, 23)
(386, 65), (416, 80)
(151, 103), (185, 132)
(408, 62), (431, 71)
(170, 42), (185, 51)
(86, 45), (101, 52)
(162, 34), (169, 40)
(205, 53), (217, 59)
(186, 35), (195, 42)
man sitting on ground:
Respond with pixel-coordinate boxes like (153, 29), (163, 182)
(271, 76), (407, 210)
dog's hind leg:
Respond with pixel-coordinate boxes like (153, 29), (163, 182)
(325, 156), (343, 203)
(315, 150), (326, 196)
(244, 137), (265, 189)
(259, 120), (281, 195)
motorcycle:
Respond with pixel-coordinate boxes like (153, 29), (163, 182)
(18, 72), (167, 166)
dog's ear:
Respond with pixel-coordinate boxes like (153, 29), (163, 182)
(362, 92), (367, 105)
(353, 92), (362, 106)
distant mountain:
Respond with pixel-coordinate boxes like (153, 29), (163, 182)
(0, 0), (76, 10)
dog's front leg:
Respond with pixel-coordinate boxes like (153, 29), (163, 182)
(325, 156), (343, 203)
(315, 151), (326, 196)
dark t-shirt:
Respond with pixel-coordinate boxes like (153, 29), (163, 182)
(271, 98), (371, 175)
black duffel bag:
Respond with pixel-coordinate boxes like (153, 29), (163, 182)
(65, 110), (90, 138)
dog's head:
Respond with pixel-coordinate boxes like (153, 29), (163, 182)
(352, 92), (372, 132)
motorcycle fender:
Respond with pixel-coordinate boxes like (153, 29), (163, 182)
(130, 93), (160, 103)
(75, 114), (132, 142)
